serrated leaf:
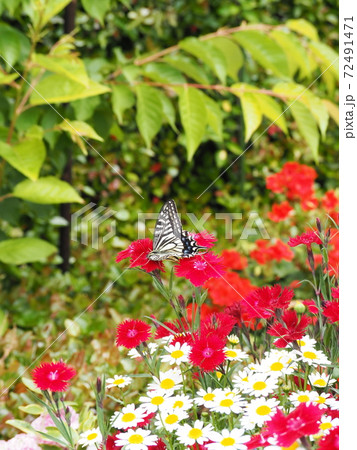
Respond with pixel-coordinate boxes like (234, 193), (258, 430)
(58, 120), (103, 154)
(81, 0), (110, 26)
(0, 137), (46, 180)
(135, 85), (163, 148)
(164, 54), (210, 84)
(179, 37), (227, 84)
(199, 92), (223, 140)
(156, 90), (178, 132)
(178, 86), (207, 160)
(0, 238), (57, 264)
(290, 101), (319, 162)
(309, 41), (339, 79)
(143, 62), (186, 84)
(253, 93), (288, 134)
(209, 37), (243, 81)
(19, 404), (44, 415)
(32, 53), (90, 86)
(322, 99), (339, 125)
(286, 19), (319, 41)
(13, 176), (84, 204)
(112, 85), (135, 124)
(233, 30), (290, 79)
(270, 30), (310, 79)
(30, 75), (110, 105)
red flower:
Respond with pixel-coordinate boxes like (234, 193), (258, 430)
(116, 320), (151, 348)
(266, 403), (323, 447)
(250, 239), (294, 264)
(171, 332), (198, 346)
(116, 238), (164, 273)
(137, 411), (156, 427)
(155, 321), (181, 339)
(268, 201), (294, 222)
(301, 195), (319, 211)
(288, 231), (322, 249)
(331, 287), (339, 299)
(318, 426), (339, 450)
(321, 190), (339, 212)
(323, 301), (339, 323)
(112, 435), (166, 450)
(242, 285), (294, 320)
(303, 299), (319, 314)
(106, 433), (119, 449)
(221, 249), (248, 270)
(189, 334), (226, 372)
(187, 303), (219, 322)
(174, 252), (225, 287)
(192, 230), (217, 248)
(32, 361), (76, 392)
(267, 310), (311, 348)
(205, 272), (256, 307)
(201, 312), (236, 340)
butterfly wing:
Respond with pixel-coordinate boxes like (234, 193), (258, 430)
(152, 200), (184, 256)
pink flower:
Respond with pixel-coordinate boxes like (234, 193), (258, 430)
(116, 319), (151, 348)
(192, 230), (217, 248)
(288, 231), (322, 249)
(174, 252), (225, 287)
(116, 239), (164, 272)
(0, 434), (42, 450)
(32, 361), (76, 392)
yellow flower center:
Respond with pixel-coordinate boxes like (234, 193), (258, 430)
(129, 434), (144, 444)
(314, 379), (327, 387)
(283, 443), (300, 450)
(270, 362), (284, 371)
(256, 405), (271, 415)
(220, 399), (234, 407)
(225, 350), (237, 358)
(225, 391), (235, 397)
(87, 433), (98, 441)
(113, 378), (124, 385)
(152, 396), (164, 405)
(188, 428), (203, 439)
(161, 378), (175, 390)
(173, 400), (184, 408)
(317, 396), (326, 404)
(320, 422), (332, 430)
(297, 340), (306, 346)
(203, 393), (215, 401)
(216, 372), (223, 380)
(221, 437), (235, 446)
(165, 414), (178, 424)
(122, 413), (136, 422)
(171, 350), (184, 359)
(242, 376), (248, 382)
(304, 351), (317, 360)
(297, 395), (310, 403)
(253, 381), (267, 391)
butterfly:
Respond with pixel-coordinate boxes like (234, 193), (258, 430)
(147, 199), (207, 261)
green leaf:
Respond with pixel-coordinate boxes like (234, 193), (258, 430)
(254, 94), (288, 134)
(199, 92), (223, 140)
(270, 30), (311, 79)
(286, 19), (319, 41)
(0, 72), (18, 85)
(58, 120), (103, 154)
(135, 85), (163, 148)
(0, 137), (46, 181)
(179, 37), (227, 83)
(32, 53), (90, 86)
(233, 30), (290, 79)
(21, 376), (42, 394)
(156, 90), (178, 132)
(111, 85), (135, 124)
(322, 99), (339, 126)
(164, 54), (210, 84)
(0, 23), (30, 67)
(178, 86), (207, 161)
(30, 75), (110, 105)
(0, 238), (57, 265)
(290, 101), (319, 162)
(0, 310), (9, 337)
(81, 0), (111, 26)
(143, 62), (186, 84)
(19, 404), (44, 415)
(240, 93), (262, 142)
(209, 37), (243, 81)
(13, 176), (84, 204)
(6, 419), (43, 437)
(309, 41), (339, 79)
(39, 0), (72, 27)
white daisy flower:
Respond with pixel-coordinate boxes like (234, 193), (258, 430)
(206, 429), (250, 450)
(289, 390), (319, 407)
(315, 393), (339, 410)
(161, 342), (191, 366)
(128, 343), (158, 359)
(227, 334), (240, 344)
(242, 373), (278, 397)
(176, 420), (213, 446)
(194, 387), (221, 408)
(154, 409), (188, 431)
(224, 347), (249, 361)
(165, 394), (193, 412)
(232, 369), (252, 389)
(106, 375), (132, 389)
(309, 372), (336, 388)
(297, 348), (331, 366)
(115, 428), (158, 450)
(111, 403), (148, 429)
(221, 388), (241, 397)
(259, 350), (297, 376)
(318, 415), (339, 435)
(78, 427), (102, 448)
(147, 368), (183, 395)
(241, 397), (280, 429)
(210, 392), (247, 414)
(139, 390), (172, 413)
(295, 335), (317, 348)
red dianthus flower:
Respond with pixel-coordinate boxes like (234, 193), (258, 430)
(189, 334), (226, 372)
(321, 190), (339, 212)
(220, 249), (248, 270)
(116, 238), (164, 273)
(192, 230), (217, 248)
(267, 310), (311, 348)
(32, 361), (76, 392)
(175, 252), (225, 287)
(205, 272), (256, 307)
(242, 285), (294, 320)
(288, 231), (322, 249)
(268, 201), (294, 222)
(323, 301), (339, 323)
(116, 319), (151, 348)
(201, 312), (236, 340)
(318, 426), (339, 450)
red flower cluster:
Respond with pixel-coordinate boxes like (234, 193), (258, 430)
(116, 238), (164, 273)
(116, 319), (152, 348)
(242, 285), (294, 320)
(250, 239), (294, 264)
(32, 361), (76, 392)
(220, 249), (248, 270)
(266, 162), (317, 201)
(267, 201), (294, 222)
(288, 231), (322, 249)
(201, 312), (236, 340)
(321, 190), (338, 212)
(189, 334), (226, 372)
(267, 310), (311, 348)
(205, 271), (256, 307)
(323, 300), (339, 323)
(175, 252), (225, 287)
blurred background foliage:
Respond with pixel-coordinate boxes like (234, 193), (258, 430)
(0, 0), (338, 439)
